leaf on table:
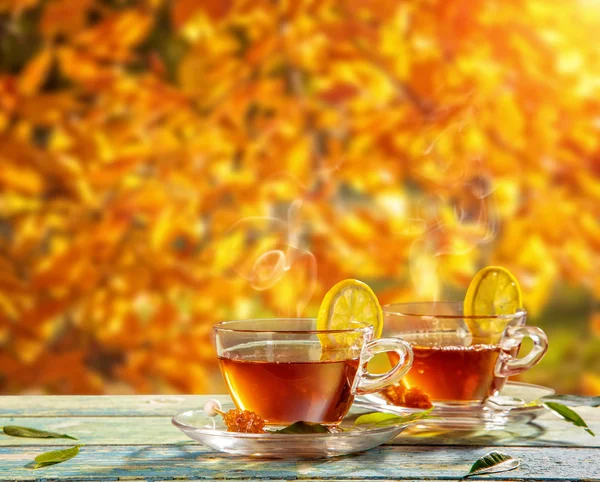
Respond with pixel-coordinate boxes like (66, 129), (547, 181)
(543, 402), (595, 436)
(541, 394), (600, 407)
(354, 408), (434, 427)
(33, 445), (81, 469)
(465, 451), (519, 477)
(3, 425), (77, 440)
(269, 421), (331, 434)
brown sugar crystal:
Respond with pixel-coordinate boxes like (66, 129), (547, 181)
(380, 383), (433, 409)
(222, 408), (266, 433)
(403, 387), (433, 409)
(380, 382), (407, 406)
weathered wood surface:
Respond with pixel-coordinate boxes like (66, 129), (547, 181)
(0, 395), (599, 481)
(1, 411), (599, 448)
(1, 444), (599, 480)
(0, 395), (206, 417)
(1, 395), (598, 448)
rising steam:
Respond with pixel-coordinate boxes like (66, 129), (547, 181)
(227, 199), (317, 317)
(408, 116), (499, 300)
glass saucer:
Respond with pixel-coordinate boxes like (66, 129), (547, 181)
(356, 382), (555, 431)
(172, 403), (409, 459)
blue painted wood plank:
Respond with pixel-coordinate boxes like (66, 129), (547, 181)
(2, 414), (599, 448)
(2, 395), (598, 432)
(0, 395), (215, 417)
(394, 406), (600, 448)
(0, 417), (188, 446)
(1, 444), (598, 480)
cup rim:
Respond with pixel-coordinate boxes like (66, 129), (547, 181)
(213, 318), (374, 335)
(382, 301), (527, 320)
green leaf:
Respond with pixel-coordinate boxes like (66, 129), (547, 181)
(466, 451), (519, 477)
(354, 408), (434, 427)
(33, 445), (81, 469)
(270, 421), (331, 434)
(354, 412), (401, 426)
(3, 425), (77, 440)
(543, 402), (595, 436)
(541, 395), (600, 407)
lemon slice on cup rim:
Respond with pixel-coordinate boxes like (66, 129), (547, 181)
(463, 266), (523, 339)
(316, 279), (383, 358)
(316, 279), (383, 337)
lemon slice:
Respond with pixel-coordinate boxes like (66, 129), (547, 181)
(463, 266), (523, 338)
(316, 279), (383, 338)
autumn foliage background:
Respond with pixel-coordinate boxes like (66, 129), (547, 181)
(0, 0), (598, 396)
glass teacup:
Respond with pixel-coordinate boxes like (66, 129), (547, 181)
(382, 302), (548, 406)
(213, 318), (414, 425)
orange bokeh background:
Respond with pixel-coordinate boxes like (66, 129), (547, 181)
(0, 0), (598, 395)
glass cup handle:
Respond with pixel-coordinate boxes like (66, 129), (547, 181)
(354, 338), (414, 395)
(495, 325), (549, 377)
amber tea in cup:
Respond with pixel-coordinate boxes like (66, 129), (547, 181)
(219, 350), (360, 424)
(387, 344), (504, 401)
(213, 318), (414, 425)
(382, 302), (548, 406)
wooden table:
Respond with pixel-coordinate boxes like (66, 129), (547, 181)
(1, 395), (598, 481)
